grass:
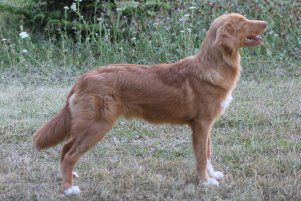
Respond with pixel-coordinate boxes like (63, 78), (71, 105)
(0, 0), (300, 200)
(0, 79), (300, 200)
(0, 1), (300, 72)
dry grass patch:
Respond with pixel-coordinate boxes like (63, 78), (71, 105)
(0, 79), (300, 200)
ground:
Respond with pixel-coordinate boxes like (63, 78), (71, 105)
(0, 76), (300, 200)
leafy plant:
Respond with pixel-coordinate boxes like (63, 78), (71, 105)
(0, 0), (299, 77)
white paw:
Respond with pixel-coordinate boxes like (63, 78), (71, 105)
(64, 186), (81, 196)
(201, 178), (219, 186)
(207, 160), (224, 180)
(208, 170), (224, 180)
(72, 171), (79, 178)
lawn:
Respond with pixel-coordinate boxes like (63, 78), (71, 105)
(0, 0), (300, 200)
(0, 75), (300, 200)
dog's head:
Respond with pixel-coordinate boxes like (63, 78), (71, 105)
(210, 13), (267, 55)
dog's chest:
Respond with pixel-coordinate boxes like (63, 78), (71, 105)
(220, 94), (233, 114)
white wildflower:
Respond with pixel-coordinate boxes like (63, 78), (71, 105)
(189, 6), (196, 10)
(179, 17), (186, 22)
(63, 6), (69, 10)
(184, 14), (190, 17)
(22, 49), (28, 53)
(116, 8), (122, 11)
(71, 3), (77, 11)
(187, 28), (192, 33)
(132, 2), (139, 6)
(180, 30), (185, 33)
(2, 38), (7, 42)
(131, 37), (136, 41)
(86, 37), (90, 40)
(104, 35), (109, 41)
(19, 31), (29, 39)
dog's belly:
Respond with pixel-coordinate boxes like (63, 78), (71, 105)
(122, 102), (195, 124)
(141, 109), (192, 124)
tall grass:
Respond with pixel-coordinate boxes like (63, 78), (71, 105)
(0, 0), (300, 85)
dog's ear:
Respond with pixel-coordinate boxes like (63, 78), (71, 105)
(214, 23), (236, 55)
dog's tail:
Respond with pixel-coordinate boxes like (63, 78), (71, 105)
(33, 105), (71, 150)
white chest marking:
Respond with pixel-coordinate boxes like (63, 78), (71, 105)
(221, 94), (233, 113)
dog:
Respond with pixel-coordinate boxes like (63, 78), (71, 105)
(33, 13), (267, 195)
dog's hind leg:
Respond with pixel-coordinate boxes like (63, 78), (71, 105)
(206, 137), (224, 180)
(61, 138), (79, 180)
(60, 139), (80, 179)
(61, 120), (113, 195)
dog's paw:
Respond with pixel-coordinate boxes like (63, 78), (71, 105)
(201, 178), (219, 187)
(64, 186), (81, 196)
(72, 171), (79, 178)
(208, 170), (224, 180)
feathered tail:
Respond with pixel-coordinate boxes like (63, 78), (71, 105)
(33, 105), (71, 150)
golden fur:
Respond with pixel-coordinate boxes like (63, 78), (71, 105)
(33, 13), (267, 193)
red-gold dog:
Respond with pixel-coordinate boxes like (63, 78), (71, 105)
(33, 13), (267, 195)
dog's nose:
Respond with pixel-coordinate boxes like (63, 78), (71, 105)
(262, 21), (268, 29)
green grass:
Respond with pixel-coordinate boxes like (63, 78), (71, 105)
(0, 0), (300, 200)
(0, 1), (300, 74)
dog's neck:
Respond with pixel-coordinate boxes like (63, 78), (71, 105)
(221, 51), (241, 69)
(193, 39), (241, 90)
(197, 36), (241, 69)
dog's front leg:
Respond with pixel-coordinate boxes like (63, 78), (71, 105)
(191, 120), (219, 186)
(207, 137), (224, 180)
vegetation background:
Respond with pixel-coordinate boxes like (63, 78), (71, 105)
(0, 0), (300, 200)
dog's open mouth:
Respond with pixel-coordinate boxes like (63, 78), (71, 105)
(245, 35), (263, 46)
